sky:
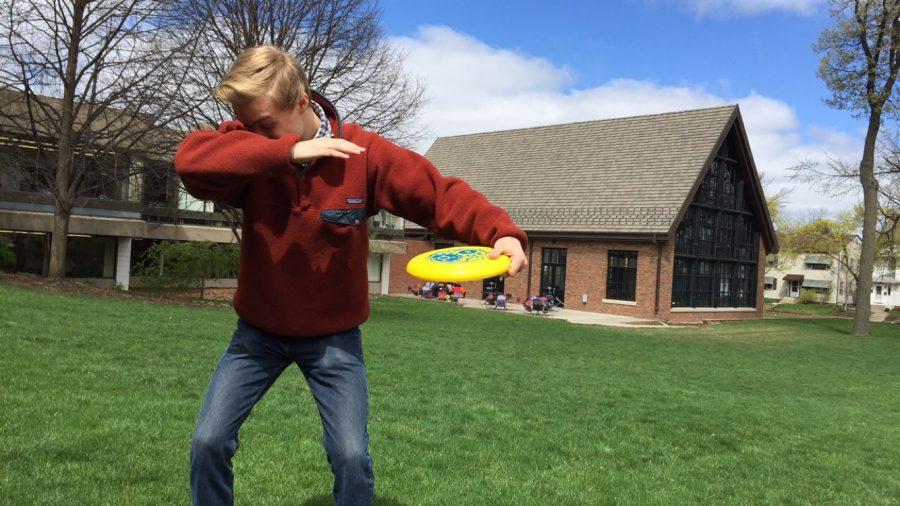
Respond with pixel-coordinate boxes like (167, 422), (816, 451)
(378, 0), (871, 218)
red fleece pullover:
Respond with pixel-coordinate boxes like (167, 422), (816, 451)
(174, 95), (528, 337)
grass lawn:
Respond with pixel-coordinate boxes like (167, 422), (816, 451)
(769, 302), (855, 317)
(1, 283), (899, 505)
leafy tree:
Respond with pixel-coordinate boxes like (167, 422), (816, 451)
(809, 0), (900, 334)
(137, 241), (239, 299)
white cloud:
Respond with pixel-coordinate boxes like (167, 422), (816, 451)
(392, 25), (862, 216)
(683, 0), (824, 16)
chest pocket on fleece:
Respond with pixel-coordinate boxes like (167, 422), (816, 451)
(320, 208), (367, 226)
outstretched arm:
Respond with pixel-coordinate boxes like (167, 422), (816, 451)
(365, 134), (528, 276)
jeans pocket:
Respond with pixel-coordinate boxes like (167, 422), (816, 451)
(336, 327), (365, 364)
(229, 318), (263, 352)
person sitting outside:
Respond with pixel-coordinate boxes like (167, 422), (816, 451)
(431, 282), (440, 300)
(530, 295), (544, 314)
(450, 284), (464, 303)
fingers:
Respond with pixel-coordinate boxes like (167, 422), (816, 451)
(508, 253), (526, 276)
(491, 236), (526, 276)
(325, 149), (350, 159)
(292, 138), (365, 164)
(327, 139), (365, 156)
(312, 138), (358, 156)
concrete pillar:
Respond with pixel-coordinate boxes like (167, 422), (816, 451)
(115, 236), (132, 290)
(380, 253), (391, 295)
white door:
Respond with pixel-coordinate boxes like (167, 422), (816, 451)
(790, 280), (800, 297)
(874, 285), (883, 302)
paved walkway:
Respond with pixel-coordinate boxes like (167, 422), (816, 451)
(871, 304), (888, 323)
(394, 294), (669, 328)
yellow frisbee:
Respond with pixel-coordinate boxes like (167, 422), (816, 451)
(406, 246), (510, 283)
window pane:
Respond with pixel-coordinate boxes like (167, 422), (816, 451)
(541, 248), (567, 301)
(607, 250), (638, 301)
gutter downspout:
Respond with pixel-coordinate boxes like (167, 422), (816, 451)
(526, 238), (534, 297)
(654, 234), (663, 316)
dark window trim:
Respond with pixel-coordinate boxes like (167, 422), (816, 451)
(540, 247), (567, 301)
(672, 139), (760, 309)
(607, 250), (638, 302)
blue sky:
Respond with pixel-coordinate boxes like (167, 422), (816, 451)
(379, 0), (866, 215)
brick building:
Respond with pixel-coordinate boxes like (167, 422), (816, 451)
(388, 105), (779, 323)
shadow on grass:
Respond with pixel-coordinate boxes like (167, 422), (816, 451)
(300, 495), (406, 506)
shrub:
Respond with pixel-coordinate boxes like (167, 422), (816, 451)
(0, 237), (15, 272)
(798, 289), (820, 304)
(137, 241), (239, 298)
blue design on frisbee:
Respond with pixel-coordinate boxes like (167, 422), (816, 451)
(429, 248), (487, 263)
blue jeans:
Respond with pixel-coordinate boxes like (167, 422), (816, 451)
(190, 318), (374, 505)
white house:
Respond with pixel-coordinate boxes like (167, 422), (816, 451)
(871, 265), (899, 310)
(764, 253), (854, 304)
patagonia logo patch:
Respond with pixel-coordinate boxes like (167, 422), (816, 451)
(346, 197), (365, 204)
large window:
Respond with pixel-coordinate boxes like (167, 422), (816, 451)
(607, 250), (637, 301)
(540, 248), (567, 301)
(672, 135), (759, 308)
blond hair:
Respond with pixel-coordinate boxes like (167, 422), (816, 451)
(214, 45), (310, 107)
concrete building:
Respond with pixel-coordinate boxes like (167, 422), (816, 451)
(0, 90), (404, 293)
(389, 105), (779, 324)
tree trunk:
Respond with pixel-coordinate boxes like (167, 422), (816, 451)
(47, 202), (71, 277)
(47, 145), (74, 277)
(852, 114), (882, 336)
(48, 0), (84, 278)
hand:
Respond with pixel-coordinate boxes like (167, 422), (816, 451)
(291, 138), (365, 164)
(490, 236), (527, 277)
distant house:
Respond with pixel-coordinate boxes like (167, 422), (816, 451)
(0, 89), (404, 293)
(765, 238), (899, 310)
(764, 253), (853, 304)
(389, 105), (779, 323)
(872, 269), (899, 310)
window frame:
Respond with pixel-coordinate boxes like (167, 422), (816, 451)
(607, 250), (638, 302)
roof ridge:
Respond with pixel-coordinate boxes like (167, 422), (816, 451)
(431, 104), (738, 142)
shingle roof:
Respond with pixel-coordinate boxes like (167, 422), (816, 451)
(414, 105), (739, 236)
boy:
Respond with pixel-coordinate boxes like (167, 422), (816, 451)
(174, 45), (527, 505)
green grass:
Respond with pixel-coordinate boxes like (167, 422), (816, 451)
(770, 302), (854, 317)
(1, 283), (899, 505)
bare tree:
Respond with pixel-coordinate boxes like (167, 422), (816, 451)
(791, 134), (900, 280)
(0, 0), (199, 277)
(163, 0), (425, 242)
(811, 0), (900, 335)
(168, 0), (425, 142)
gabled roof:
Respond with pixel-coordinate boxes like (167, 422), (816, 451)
(414, 104), (778, 251)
